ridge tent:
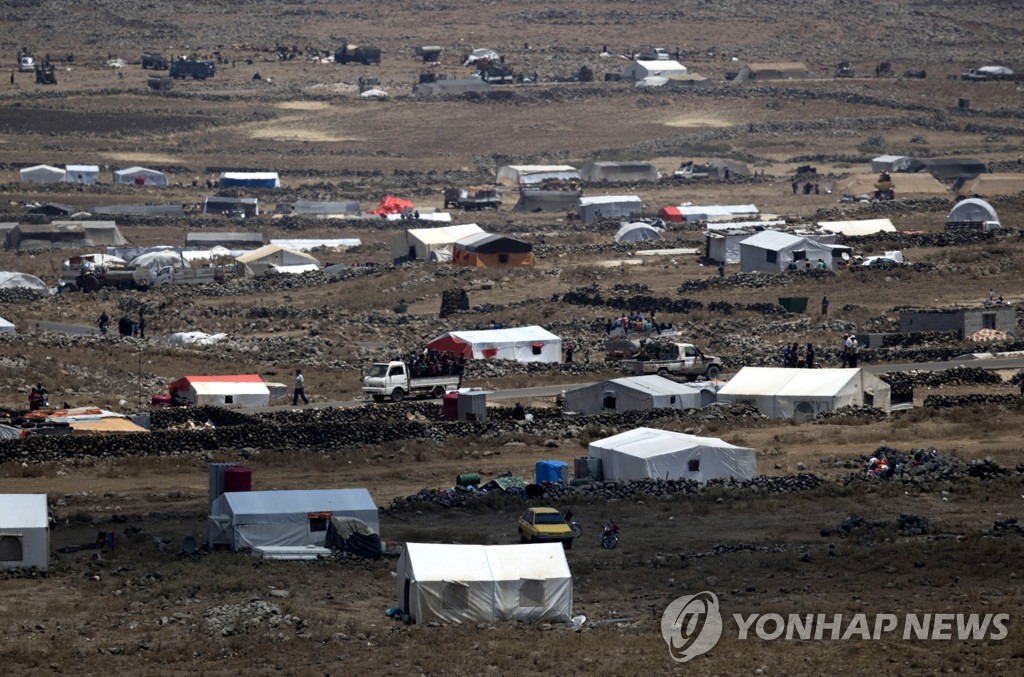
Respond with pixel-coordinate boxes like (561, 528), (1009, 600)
(6, 223), (91, 250)
(168, 374), (270, 407)
(218, 172), (280, 188)
(113, 166), (169, 186)
(20, 164), (65, 184)
(64, 164), (100, 185)
(955, 174), (1024, 198)
(577, 195), (642, 224)
(564, 376), (712, 416)
(94, 204), (185, 217)
(817, 219), (897, 238)
(512, 189), (582, 213)
(717, 367), (891, 420)
(835, 172), (948, 197)
(707, 159), (751, 180)
(919, 158), (987, 182)
(622, 60), (688, 81)
(413, 79), (493, 97)
(235, 244), (319, 275)
(49, 221), (128, 247)
(704, 221), (785, 264)
(208, 488), (378, 551)
(738, 229), (835, 273)
(452, 232), (534, 267)
(588, 427), (756, 482)
(397, 543), (572, 625)
(427, 326), (561, 363)
(269, 238), (361, 251)
(496, 165), (579, 187)
(735, 62), (813, 81)
(0, 494), (49, 571)
(580, 161), (659, 183)
(614, 222), (663, 243)
(389, 223), (484, 262)
(186, 231), (264, 248)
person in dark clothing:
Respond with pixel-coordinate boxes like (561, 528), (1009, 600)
(138, 314), (146, 339)
(805, 343), (815, 369)
(565, 342), (575, 363)
(118, 315), (133, 336)
(821, 294), (830, 315)
(791, 180), (798, 194)
(98, 311), (109, 335)
(512, 402), (526, 420)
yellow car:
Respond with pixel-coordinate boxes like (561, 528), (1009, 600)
(518, 507), (574, 549)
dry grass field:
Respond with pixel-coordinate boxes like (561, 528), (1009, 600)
(2, 1), (1024, 674)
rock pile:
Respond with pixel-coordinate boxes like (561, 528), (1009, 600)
(923, 394), (1019, 409)
(203, 599), (304, 638)
(439, 288), (470, 318)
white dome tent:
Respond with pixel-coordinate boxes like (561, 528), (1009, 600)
(947, 198), (998, 226)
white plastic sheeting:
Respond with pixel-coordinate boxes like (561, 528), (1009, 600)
(588, 427), (756, 482)
(397, 543), (572, 625)
(0, 271), (48, 292)
(166, 331), (228, 347)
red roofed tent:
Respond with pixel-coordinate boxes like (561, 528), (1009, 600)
(168, 375), (270, 408)
(659, 206), (683, 222)
(369, 196), (415, 216)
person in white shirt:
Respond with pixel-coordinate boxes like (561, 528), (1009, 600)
(292, 368), (309, 405)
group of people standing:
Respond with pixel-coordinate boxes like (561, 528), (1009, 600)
(841, 334), (861, 367)
(98, 311), (145, 338)
(782, 343), (815, 369)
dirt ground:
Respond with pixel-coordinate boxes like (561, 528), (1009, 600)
(2, 1), (1024, 674)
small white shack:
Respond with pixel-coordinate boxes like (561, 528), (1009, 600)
(622, 60), (688, 81)
(397, 543), (572, 625)
(717, 367), (891, 421)
(426, 326), (562, 363)
(0, 494), (50, 571)
(113, 166), (169, 187)
(167, 374), (271, 408)
(564, 376), (713, 416)
(588, 427), (756, 482)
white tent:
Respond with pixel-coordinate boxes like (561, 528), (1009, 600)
(0, 316), (14, 334)
(580, 162), (659, 183)
(577, 195), (642, 224)
(588, 427), (756, 482)
(235, 244), (320, 275)
(209, 489), (378, 551)
(717, 367), (891, 420)
(465, 48), (500, 65)
(947, 198), (998, 225)
(269, 238), (362, 251)
(564, 376), (712, 416)
(112, 166), (169, 187)
(427, 325), (562, 363)
(496, 165), (579, 187)
(622, 60), (688, 81)
(738, 229), (836, 273)
(871, 155), (914, 173)
(64, 164), (100, 185)
(131, 251), (187, 270)
(0, 271), (49, 292)
(389, 223), (484, 262)
(397, 543), (572, 625)
(668, 204), (759, 223)
(218, 172), (281, 188)
(614, 222), (663, 243)
(0, 494), (49, 571)
(817, 219), (897, 238)
(168, 374), (270, 407)
(20, 164), (65, 184)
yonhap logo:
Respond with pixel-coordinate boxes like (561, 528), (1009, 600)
(661, 591), (723, 662)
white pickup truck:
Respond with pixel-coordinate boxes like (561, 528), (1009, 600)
(362, 361), (461, 402)
(620, 342), (723, 380)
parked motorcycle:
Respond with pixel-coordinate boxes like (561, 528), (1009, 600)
(564, 511), (583, 539)
(600, 520), (620, 549)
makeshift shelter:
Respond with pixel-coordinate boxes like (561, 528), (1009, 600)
(19, 164), (65, 184)
(577, 195), (642, 224)
(871, 155), (914, 173)
(0, 316), (14, 334)
(51, 221), (128, 247)
(290, 199), (361, 217)
(218, 172), (280, 188)
(452, 232), (534, 268)
(564, 376), (713, 416)
(427, 326), (561, 363)
(588, 427), (756, 482)
(203, 196), (259, 217)
(186, 232), (264, 248)
(955, 174), (1024, 198)
(397, 543), (572, 625)
(464, 48), (500, 65)
(717, 367), (891, 420)
(235, 244), (319, 275)
(167, 375), (271, 407)
(707, 159), (751, 180)
(661, 204), (758, 223)
(947, 198), (998, 226)
(64, 164), (100, 185)
(496, 165), (579, 187)
(580, 162), (659, 183)
(369, 196), (414, 216)
(703, 221), (783, 264)
(389, 223), (484, 262)
(112, 166), (169, 186)
(817, 219), (897, 238)
(6, 223), (91, 250)
(0, 271), (48, 292)
(739, 230), (836, 273)
(622, 60), (688, 81)
(513, 189), (582, 212)
(209, 489), (379, 551)
(735, 62), (812, 81)
(835, 173), (948, 197)
(919, 158), (987, 182)
(28, 202), (75, 217)
(899, 305), (1016, 339)
(614, 222), (663, 243)
(94, 204), (185, 217)
(0, 494), (49, 571)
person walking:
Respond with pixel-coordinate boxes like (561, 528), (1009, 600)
(292, 368), (309, 405)
(98, 311), (110, 335)
(821, 294), (830, 316)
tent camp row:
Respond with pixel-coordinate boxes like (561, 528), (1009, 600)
(19, 165), (172, 186)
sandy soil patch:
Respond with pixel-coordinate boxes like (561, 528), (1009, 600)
(97, 151), (182, 164)
(247, 117), (359, 142)
(662, 114), (734, 128)
(274, 101), (333, 111)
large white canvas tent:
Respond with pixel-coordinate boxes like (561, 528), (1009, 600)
(717, 367), (891, 421)
(235, 244), (319, 275)
(817, 219), (897, 238)
(577, 195), (642, 224)
(0, 316), (14, 334)
(580, 162), (659, 183)
(427, 326), (561, 363)
(739, 229), (836, 273)
(588, 427), (756, 482)
(112, 166), (169, 186)
(622, 60), (688, 80)
(209, 489), (378, 551)
(0, 494), (49, 571)
(389, 223), (484, 262)
(496, 165), (579, 187)
(564, 376), (712, 416)
(64, 164), (100, 185)
(20, 164), (65, 184)
(218, 172), (281, 188)
(397, 543), (572, 625)
(168, 374), (270, 407)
